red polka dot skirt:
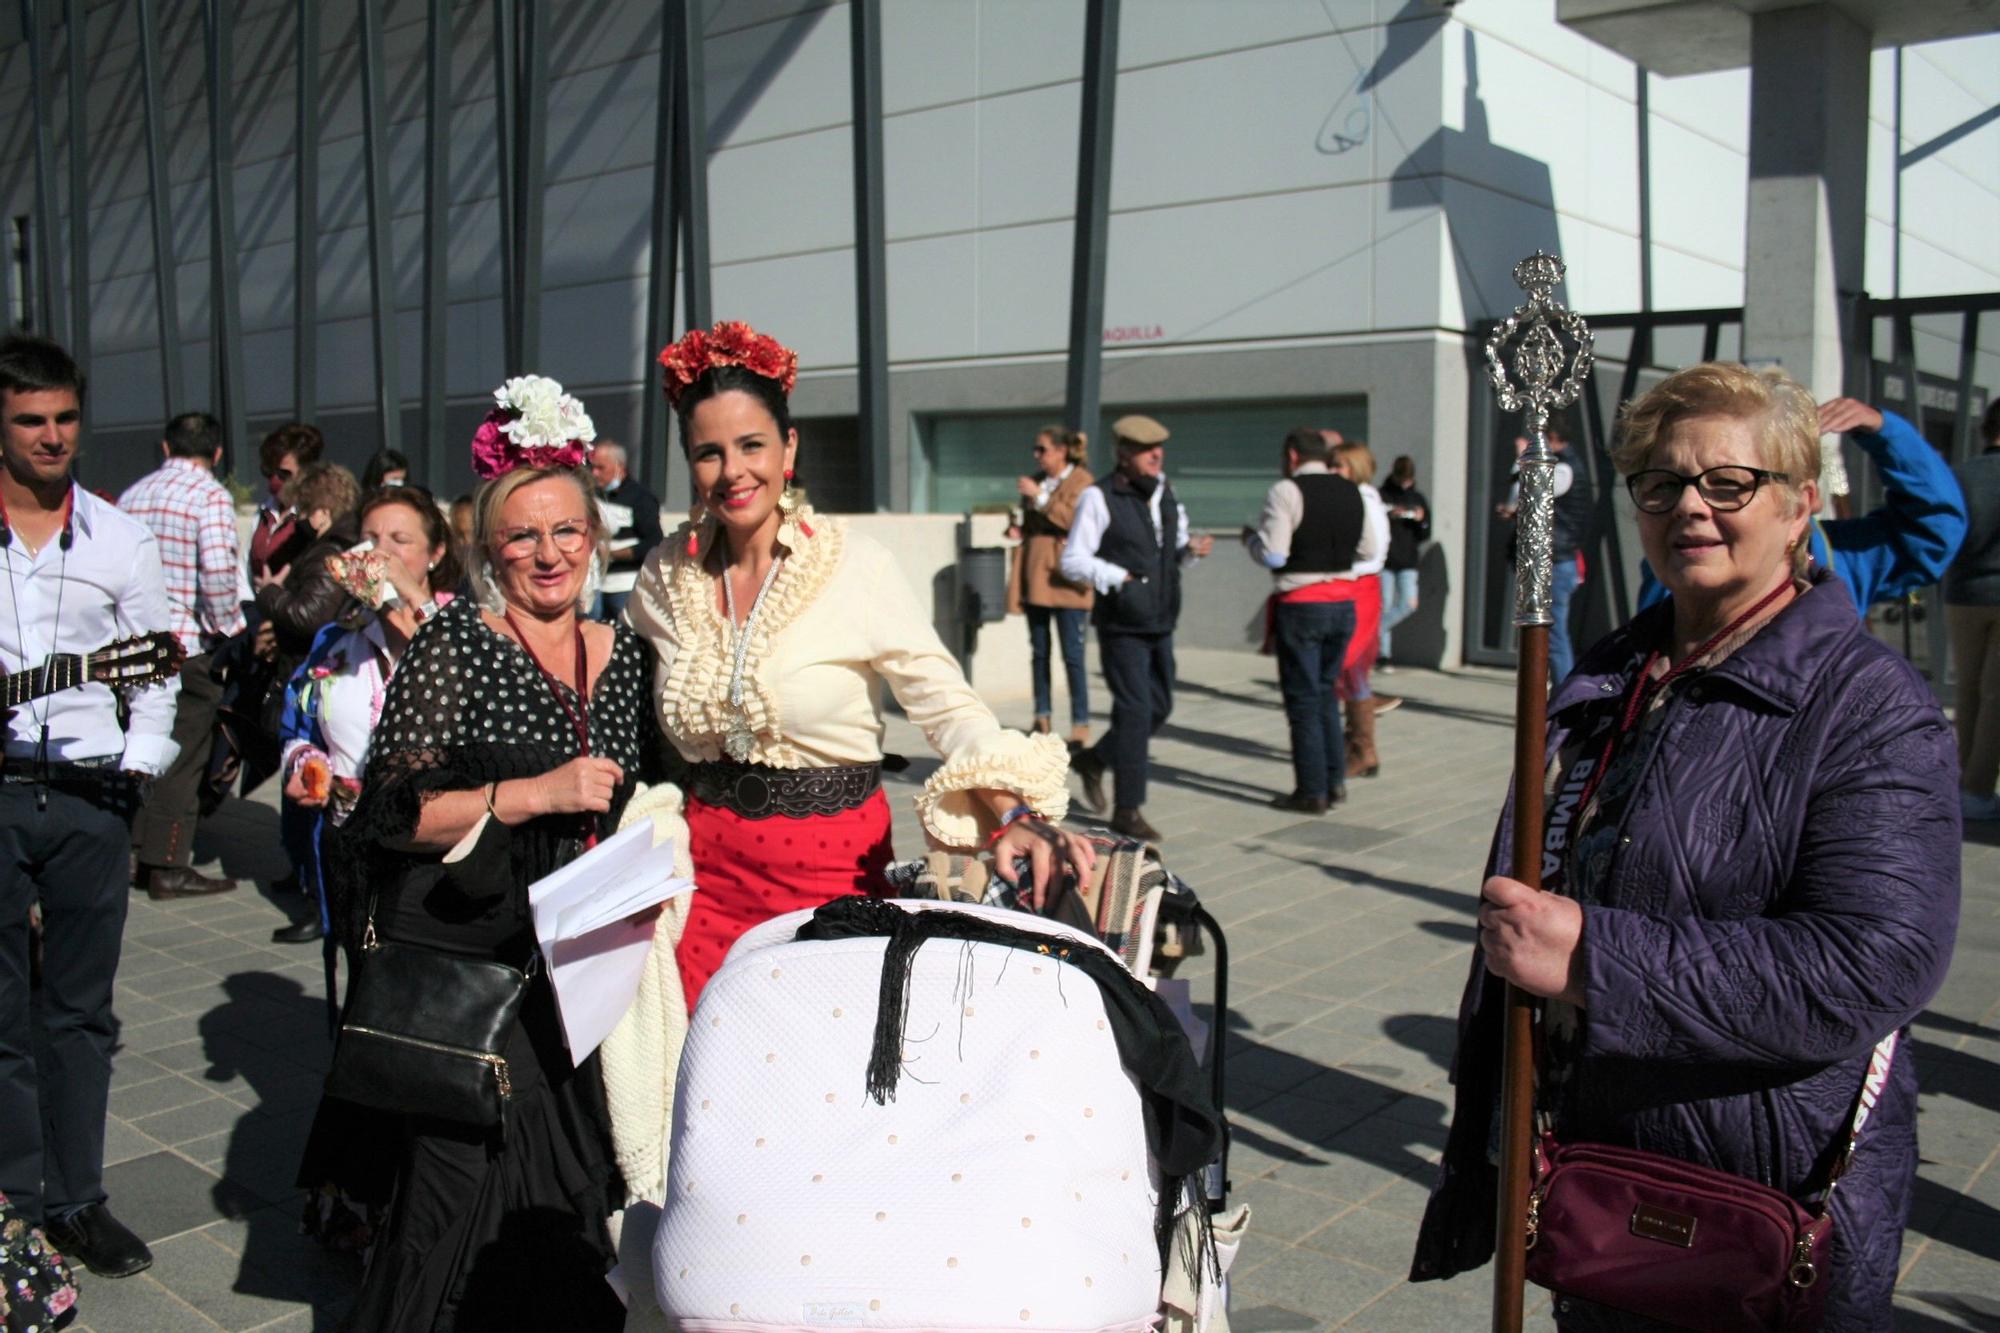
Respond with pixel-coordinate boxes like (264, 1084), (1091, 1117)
(677, 788), (894, 1006)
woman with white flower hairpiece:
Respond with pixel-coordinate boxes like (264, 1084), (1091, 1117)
(303, 375), (673, 1332)
(629, 322), (1094, 1005)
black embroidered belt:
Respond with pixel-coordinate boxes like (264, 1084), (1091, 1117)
(687, 759), (881, 820)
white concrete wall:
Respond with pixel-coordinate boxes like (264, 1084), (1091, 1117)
(4, 0), (1995, 440)
(1865, 34), (2000, 300)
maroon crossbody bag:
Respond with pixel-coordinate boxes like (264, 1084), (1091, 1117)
(1524, 1031), (1896, 1332)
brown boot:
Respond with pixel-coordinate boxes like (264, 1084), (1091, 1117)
(1109, 807), (1163, 842)
(1345, 697), (1380, 778)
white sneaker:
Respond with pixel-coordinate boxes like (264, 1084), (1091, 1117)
(1962, 790), (2000, 822)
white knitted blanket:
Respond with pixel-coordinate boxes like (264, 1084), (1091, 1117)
(602, 782), (695, 1205)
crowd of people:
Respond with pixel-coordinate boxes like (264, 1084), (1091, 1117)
(0, 317), (1988, 1332)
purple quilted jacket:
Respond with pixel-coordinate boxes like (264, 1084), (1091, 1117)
(1410, 571), (1961, 1330)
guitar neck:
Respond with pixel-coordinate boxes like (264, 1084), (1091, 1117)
(3, 653), (86, 709)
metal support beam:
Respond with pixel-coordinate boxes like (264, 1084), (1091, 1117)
(1063, 0), (1119, 458)
(203, 0), (247, 460)
(422, 0), (452, 482)
(357, 0), (401, 454)
(640, 9), (682, 502)
(1951, 309), (1978, 460)
(136, 0), (183, 412)
(492, 0), (519, 367)
(515, 0), (547, 370)
(294, 0), (318, 420)
(849, 0), (889, 512)
(24, 0), (63, 343)
(674, 0), (711, 331)
(1634, 67), (1651, 315)
(63, 0), (88, 381)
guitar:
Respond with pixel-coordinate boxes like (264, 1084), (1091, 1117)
(2, 633), (186, 711)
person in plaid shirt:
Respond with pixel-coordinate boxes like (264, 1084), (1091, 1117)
(116, 412), (245, 900)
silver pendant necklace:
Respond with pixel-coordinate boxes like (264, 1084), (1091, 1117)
(721, 554), (784, 760)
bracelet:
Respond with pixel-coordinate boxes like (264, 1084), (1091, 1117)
(985, 807), (1040, 848)
(484, 781), (500, 820)
(414, 598), (441, 624)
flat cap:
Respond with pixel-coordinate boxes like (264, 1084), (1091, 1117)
(1112, 414), (1169, 447)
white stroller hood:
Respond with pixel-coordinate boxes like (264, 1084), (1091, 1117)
(653, 900), (1167, 1331)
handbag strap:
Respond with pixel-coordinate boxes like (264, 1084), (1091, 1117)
(1820, 1029), (1899, 1204)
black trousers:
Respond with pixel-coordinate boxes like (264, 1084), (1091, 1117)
(132, 651), (221, 870)
(0, 781), (131, 1225)
(1088, 629), (1175, 809)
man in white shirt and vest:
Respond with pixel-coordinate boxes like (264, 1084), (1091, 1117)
(1244, 427), (1385, 812)
(1061, 415), (1213, 842)
(0, 336), (177, 1278)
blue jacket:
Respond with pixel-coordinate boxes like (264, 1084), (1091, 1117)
(1637, 410), (1966, 611)
(1413, 571), (1961, 1328)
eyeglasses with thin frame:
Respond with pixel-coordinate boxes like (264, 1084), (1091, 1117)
(495, 521), (592, 557)
(1626, 465), (1790, 515)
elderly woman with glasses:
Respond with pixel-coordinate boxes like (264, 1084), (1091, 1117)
(307, 380), (669, 1332)
(1413, 363), (1961, 1328)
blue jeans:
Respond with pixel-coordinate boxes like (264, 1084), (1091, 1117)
(1550, 555), (1582, 684)
(1275, 600), (1356, 799)
(1379, 568), (1418, 658)
(1026, 605), (1090, 728)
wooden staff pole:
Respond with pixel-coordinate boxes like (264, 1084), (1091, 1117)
(1482, 252), (1592, 1332)
(1494, 628), (1548, 1331)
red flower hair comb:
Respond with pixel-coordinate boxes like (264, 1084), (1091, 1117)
(657, 320), (799, 408)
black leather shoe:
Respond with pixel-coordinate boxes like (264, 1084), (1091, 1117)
(143, 866), (239, 901)
(46, 1203), (153, 1278)
(271, 917), (324, 944)
(1108, 807), (1163, 842)
(1269, 791), (1331, 816)
(1070, 749), (1108, 815)
(1331, 782), (1348, 805)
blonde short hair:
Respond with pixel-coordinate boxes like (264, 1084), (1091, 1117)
(1335, 439), (1376, 486)
(1615, 362), (1820, 574)
(465, 467), (608, 614)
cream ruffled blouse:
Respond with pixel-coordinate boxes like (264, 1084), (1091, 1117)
(626, 506), (1070, 848)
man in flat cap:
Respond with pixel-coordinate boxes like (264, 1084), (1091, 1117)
(1060, 414), (1213, 841)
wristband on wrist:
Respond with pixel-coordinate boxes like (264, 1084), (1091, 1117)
(414, 598), (441, 623)
(985, 806), (1039, 848)
(484, 781), (500, 821)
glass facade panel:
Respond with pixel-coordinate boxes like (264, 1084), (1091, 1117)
(919, 397), (1370, 528)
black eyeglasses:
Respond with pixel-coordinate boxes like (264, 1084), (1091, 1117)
(1626, 465), (1790, 514)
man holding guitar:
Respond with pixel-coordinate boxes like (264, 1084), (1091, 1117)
(0, 335), (178, 1280)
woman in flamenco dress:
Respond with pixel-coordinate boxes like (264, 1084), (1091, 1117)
(628, 321), (1095, 1004)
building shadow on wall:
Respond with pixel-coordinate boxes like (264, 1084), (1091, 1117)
(1380, 22), (1568, 668)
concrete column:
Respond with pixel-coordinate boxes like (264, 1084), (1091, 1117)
(1741, 4), (1871, 404)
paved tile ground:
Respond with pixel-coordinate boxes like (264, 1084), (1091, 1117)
(61, 647), (2000, 1331)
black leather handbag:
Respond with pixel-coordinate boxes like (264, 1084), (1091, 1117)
(325, 899), (527, 1130)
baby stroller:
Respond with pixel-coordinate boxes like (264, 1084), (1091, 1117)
(650, 838), (1244, 1332)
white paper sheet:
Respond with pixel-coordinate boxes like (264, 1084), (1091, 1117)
(528, 819), (694, 1058)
